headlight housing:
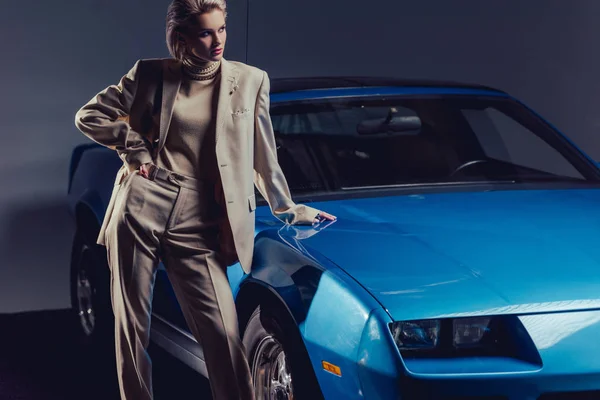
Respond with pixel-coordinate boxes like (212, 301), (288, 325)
(390, 315), (541, 363)
(392, 319), (441, 350)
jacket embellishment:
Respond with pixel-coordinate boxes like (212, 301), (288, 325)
(229, 75), (239, 95)
(232, 108), (251, 116)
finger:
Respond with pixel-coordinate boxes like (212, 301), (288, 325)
(322, 212), (336, 220)
(314, 213), (334, 224)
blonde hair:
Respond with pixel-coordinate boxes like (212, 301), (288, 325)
(166, 0), (228, 60)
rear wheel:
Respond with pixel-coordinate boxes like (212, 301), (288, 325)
(69, 230), (113, 352)
(243, 304), (323, 400)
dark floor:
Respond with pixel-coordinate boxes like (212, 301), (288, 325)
(0, 309), (212, 400)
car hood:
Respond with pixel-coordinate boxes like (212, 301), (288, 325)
(283, 188), (600, 321)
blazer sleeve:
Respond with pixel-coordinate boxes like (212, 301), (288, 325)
(74, 59), (153, 172)
(253, 70), (321, 225)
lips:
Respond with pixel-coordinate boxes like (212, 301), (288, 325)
(212, 48), (223, 54)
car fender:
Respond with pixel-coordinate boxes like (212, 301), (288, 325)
(237, 228), (385, 399)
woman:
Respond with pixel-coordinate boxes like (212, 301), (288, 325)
(74, 0), (336, 399)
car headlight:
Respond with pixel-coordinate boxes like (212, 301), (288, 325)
(390, 315), (541, 363)
(391, 319), (442, 349)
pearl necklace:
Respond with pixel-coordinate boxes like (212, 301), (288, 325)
(181, 56), (221, 81)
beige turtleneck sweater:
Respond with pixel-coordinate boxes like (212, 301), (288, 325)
(156, 70), (221, 182)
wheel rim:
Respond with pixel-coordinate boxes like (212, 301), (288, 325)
(76, 246), (96, 336)
(252, 335), (294, 400)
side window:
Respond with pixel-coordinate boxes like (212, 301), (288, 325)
(463, 108), (582, 179)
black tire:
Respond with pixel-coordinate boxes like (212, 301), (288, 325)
(242, 304), (324, 400)
(69, 230), (114, 355)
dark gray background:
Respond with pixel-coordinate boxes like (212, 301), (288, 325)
(1, 0), (598, 313)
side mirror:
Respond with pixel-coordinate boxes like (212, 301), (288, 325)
(357, 115), (422, 135)
(357, 106), (421, 135)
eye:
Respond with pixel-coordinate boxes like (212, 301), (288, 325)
(219, 26), (226, 32)
(199, 32), (210, 38)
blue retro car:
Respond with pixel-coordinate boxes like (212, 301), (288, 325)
(68, 76), (600, 399)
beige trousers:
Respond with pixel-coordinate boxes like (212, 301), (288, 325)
(104, 165), (254, 400)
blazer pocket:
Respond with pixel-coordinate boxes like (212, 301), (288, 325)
(248, 194), (256, 212)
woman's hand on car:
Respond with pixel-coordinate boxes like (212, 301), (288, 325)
(313, 211), (337, 224)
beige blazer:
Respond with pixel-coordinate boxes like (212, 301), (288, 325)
(74, 57), (320, 273)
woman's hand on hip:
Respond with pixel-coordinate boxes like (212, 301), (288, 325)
(138, 162), (154, 179)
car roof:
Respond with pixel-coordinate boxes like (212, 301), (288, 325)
(269, 76), (505, 95)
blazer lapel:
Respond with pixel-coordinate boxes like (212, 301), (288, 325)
(157, 59), (182, 155)
(215, 58), (240, 146)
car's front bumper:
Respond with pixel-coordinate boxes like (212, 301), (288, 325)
(401, 370), (600, 400)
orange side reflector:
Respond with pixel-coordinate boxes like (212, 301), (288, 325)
(322, 361), (342, 376)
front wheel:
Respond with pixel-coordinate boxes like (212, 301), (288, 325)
(242, 305), (323, 400)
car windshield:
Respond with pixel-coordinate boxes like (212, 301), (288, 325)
(267, 94), (598, 196)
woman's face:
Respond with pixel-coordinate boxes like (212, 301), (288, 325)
(179, 9), (227, 62)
